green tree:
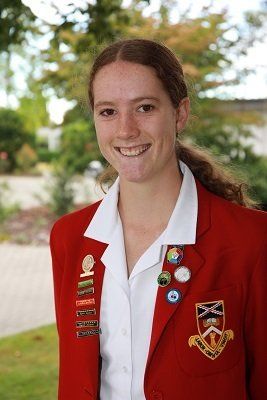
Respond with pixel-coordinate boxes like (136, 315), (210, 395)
(0, 0), (35, 53)
(59, 118), (103, 174)
(0, 108), (32, 172)
(0, 1), (37, 105)
(17, 83), (49, 134)
(41, 0), (132, 100)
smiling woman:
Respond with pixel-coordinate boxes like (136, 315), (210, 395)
(92, 60), (188, 185)
(50, 38), (267, 400)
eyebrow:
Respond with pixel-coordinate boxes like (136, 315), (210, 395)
(94, 96), (160, 109)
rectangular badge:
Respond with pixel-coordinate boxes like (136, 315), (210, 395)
(76, 309), (96, 317)
(76, 328), (102, 338)
(78, 279), (94, 289)
(77, 287), (94, 296)
(76, 320), (98, 328)
(76, 299), (95, 307)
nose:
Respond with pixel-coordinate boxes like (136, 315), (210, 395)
(117, 111), (140, 140)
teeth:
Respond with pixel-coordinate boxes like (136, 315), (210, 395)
(118, 144), (150, 157)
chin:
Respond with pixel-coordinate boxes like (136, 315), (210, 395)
(119, 172), (150, 184)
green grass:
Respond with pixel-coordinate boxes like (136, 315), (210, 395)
(0, 324), (58, 400)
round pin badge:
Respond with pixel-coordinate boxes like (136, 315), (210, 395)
(167, 247), (183, 264)
(166, 288), (182, 304)
(174, 266), (191, 283)
(157, 271), (171, 287)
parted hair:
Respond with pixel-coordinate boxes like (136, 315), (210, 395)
(88, 38), (256, 208)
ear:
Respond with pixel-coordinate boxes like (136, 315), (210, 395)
(175, 97), (190, 133)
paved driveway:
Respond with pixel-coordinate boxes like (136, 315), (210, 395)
(0, 244), (55, 338)
(0, 175), (102, 209)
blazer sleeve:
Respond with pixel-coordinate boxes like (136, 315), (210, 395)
(245, 232), (267, 399)
(50, 222), (65, 334)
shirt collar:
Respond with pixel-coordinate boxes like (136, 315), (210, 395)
(83, 161), (198, 245)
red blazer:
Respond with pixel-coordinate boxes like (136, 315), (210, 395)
(50, 179), (267, 400)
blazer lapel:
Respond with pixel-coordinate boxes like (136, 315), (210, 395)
(75, 237), (108, 399)
(145, 179), (211, 372)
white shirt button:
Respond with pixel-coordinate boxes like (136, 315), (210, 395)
(122, 366), (128, 373)
(121, 328), (127, 336)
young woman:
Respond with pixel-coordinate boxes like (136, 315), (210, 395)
(50, 39), (267, 400)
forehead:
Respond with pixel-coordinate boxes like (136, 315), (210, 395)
(92, 61), (169, 104)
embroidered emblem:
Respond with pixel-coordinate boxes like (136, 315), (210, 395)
(188, 300), (234, 360)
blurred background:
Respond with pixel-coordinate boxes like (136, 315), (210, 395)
(0, 0), (267, 398)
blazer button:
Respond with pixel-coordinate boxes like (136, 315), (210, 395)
(150, 390), (163, 400)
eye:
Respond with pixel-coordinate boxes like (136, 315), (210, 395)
(138, 104), (154, 113)
(99, 108), (116, 117)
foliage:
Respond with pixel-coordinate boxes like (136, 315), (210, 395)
(17, 83), (49, 134)
(0, 324), (58, 400)
(0, 108), (33, 172)
(234, 154), (267, 208)
(46, 167), (75, 217)
(40, 0), (132, 100)
(0, 0), (36, 53)
(15, 144), (38, 173)
(37, 148), (60, 163)
(59, 118), (103, 175)
(0, 182), (20, 223)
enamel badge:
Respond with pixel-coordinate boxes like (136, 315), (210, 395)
(80, 255), (95, 277)
(188, 300), (234, 360)
(167, 246), (183, 264)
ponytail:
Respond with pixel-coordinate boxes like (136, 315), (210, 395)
(177, 141), (257, 208)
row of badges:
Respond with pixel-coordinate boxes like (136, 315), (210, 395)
(159, 245), (191, 304)
(76, 255), (101, 338)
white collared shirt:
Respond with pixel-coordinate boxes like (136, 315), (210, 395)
(84, 161), (198, 400)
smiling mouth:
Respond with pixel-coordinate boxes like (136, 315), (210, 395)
(115, 144), (151, 157)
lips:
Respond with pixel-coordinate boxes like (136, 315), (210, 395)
(115, 144), (151, 157)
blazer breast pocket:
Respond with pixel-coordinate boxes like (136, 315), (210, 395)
(174, 284), (244, 376)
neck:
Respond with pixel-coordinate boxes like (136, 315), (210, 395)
(118, 166), (183, 231)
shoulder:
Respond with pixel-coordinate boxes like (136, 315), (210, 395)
(50, 200), (102, 243)
(199, 182), (267, 245)
(213, 192), (266, 232)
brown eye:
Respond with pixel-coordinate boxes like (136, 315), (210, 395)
(100, 109), (115, 116)
(139, 104), (154, 112)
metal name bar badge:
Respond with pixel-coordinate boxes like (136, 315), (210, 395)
(76, 320), (98, 328)
(77, 287), (95, 297)
(76, 329), (102, 338)
(78, 279), (94, 289)
(76, 309), (96, 317)
(76, 298), (95, 307)
(80, 255), (95, 278)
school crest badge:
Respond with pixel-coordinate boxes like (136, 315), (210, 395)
(188, 300), (234, 360)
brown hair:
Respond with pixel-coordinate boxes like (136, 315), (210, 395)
(88, 38), (257, 208)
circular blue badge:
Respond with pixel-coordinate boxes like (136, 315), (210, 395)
(166, 288), (182, 304)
